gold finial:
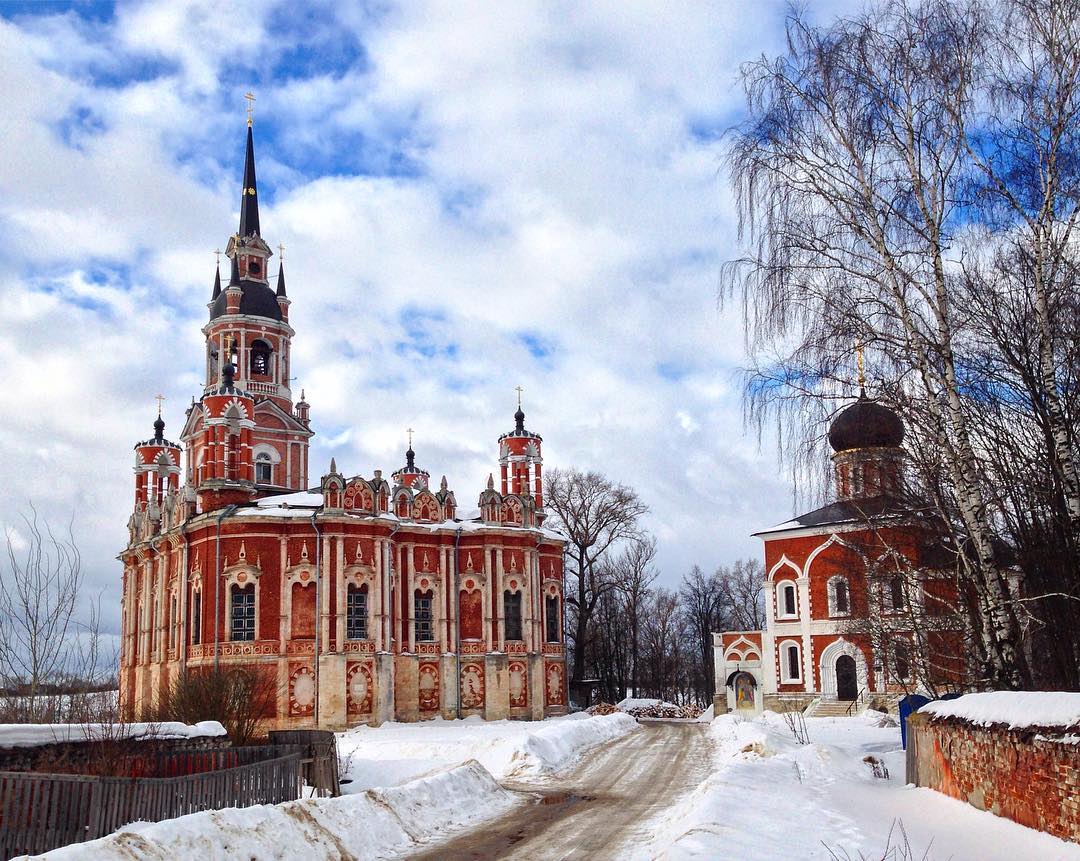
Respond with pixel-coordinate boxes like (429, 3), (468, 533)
(407, 427), (414, 449)
(155, 394), (166, 417)
(856, 342), (866, 393)
(278, 242), (285, 261)
(515, 385), (524, 408)
(244, 92), (256, 127)
(213, 248), (221, 266)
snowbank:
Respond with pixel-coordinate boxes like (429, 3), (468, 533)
(633, 712), (1080, 861)
(920, 691), (1080, 731)
(617, 697), (677, 710)
(338, 712), (639, 791)
(19, 760), (519, 861)
(0, 720), (225, 748)
(696, 704), (715, 723)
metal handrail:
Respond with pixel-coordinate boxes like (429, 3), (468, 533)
(846, 687), (869, 716)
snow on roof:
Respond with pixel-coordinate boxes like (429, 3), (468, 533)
(0, 720), (226, 748)
(253, 491), (323, 508)
(920, 691), (1080, 731)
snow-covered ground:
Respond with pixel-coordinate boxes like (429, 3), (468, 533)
(637, 711), (1080, 861)
(23, 712), (640, 860)
(337, 711), (640, 791)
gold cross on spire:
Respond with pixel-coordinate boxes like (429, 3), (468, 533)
(213, 248), (221, 265)
(244, 92), (256, 127)
(278, 242), (285, 261)
(407, 427), (414, 448)
(155, 393), (166, 417)
(515, 385), (524, 407)
(856, 342), (866, 392)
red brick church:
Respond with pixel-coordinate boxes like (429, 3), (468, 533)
(119, 119), (567, 728)
(715, 391), (964, 716)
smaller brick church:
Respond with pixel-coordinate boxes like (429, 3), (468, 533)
(714, 390), (963, 717)
(119, 118), (567, 729)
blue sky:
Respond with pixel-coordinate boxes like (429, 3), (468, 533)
(0, 0), (859, 639)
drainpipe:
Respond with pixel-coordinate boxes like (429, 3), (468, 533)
(562, 542), (570, 710)
(213, 504), (238, 672)
(180, 525), (191, 676)
(311, 510), (322, 726)
(454, 527), (463, 719)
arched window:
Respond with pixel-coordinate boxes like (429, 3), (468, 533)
(190, 589), (201, 645)
(250, 340), (272, 377)
(888, 577), (905, 611)
(231, 584), (255, 641)
(347, 584), (368, 640)
(776, 581), (798, 619)
(545, 595), (560, 643)
(828, 576), (851, 616)
(892, 642), (911, 681)
(504, 590), (523, 641)
(780, 640), (802, 682)
(414, 590), (434, 642)
(459, 589), (484, 641)
(255, 453), (273, 485)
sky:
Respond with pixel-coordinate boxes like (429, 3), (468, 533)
(0, 0), (860, 640)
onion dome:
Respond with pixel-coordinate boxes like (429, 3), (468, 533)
(828, 393), (905, 452)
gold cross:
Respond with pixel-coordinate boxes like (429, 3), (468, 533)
(856, 343), (865, 390)
(155, 394), (166, 417)
(515, 385), (524, 407)
(407, 427), (414, 448)
(213, 248), (221, 265)
(278, 242), (285, 261)
(244, 92), (256, 127)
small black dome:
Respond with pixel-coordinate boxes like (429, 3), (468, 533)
(209, 279), (283, 321)
(153, 416), (165, 441)
(828, 395), (904, 452)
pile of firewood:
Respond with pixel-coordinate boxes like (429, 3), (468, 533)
(622, 703), (703, 719)
(586, 702), (620, 716)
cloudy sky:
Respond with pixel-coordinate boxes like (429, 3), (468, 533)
(0, 0), (857, 637)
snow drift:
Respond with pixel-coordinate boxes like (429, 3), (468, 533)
(0, 720), (225, 748)
(920, 691), (1080, 731)
(17, 760), (518, 861)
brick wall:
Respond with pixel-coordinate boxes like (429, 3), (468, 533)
(908, 712), (1080, 843)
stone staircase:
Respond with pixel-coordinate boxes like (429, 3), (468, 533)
(808, 698), (861, 717)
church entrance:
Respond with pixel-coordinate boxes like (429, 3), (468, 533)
(836, 654), (858, 701)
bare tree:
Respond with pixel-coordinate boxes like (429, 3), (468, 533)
(544, 468), (648, 693)
(680, 566), (723, 706)
(724, 0), (1055, 688)
(616, 536), (658, 699)
(0, 506), (108, 722)
(716, 559), (766, 632)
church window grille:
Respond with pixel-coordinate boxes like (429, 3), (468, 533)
(347, 585), (368, 640)
(191, 591), (201, 645)
(504, 591), (523, 641)
(828, 576), (850, 616)
(255, 453), (273, 484)
(545, 595), (560, 643)
(231, 584), (255, 641)
(415, 592), (434, 642)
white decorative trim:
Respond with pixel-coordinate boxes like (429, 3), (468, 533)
(778, 639), (802, 683)
(819, 637), (869, 700)
(768, 555), (801, 581)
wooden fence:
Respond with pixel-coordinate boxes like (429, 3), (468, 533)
(268, 729), (340, 798)
(0, 748), (302, 859)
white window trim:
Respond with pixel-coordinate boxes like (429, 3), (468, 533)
(775, 581), (799, 620)
(827, 575), (851, 618)
(779, 639), (802, 683)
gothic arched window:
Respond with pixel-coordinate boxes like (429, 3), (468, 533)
(255, 453), (273, 485)
(504, 590), (523, 641)
(545, 595), (560, 643)
(828, 576), (851, 616)
(250, 340), (272, 377)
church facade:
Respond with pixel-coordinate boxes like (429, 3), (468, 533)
(714, 393), (964, 716)
(118, 121), (568, 729)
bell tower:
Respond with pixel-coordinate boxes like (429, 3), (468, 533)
(498, 389), (545, 520)
(181, 101), (314, 506)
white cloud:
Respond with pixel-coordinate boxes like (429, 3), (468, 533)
(0, 0), (866, 635)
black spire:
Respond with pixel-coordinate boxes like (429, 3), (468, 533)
(153, 415), (165, 443)
(514, 405), (525, 433)
(211, 263), (221, 300)
(276, 260), (287, 297)
(406, 445), (416, 471)
(238, 124), (260, 238)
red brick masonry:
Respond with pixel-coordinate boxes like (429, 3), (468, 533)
(907, 712), (1080, 843)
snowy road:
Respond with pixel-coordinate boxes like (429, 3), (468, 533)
(409, 720), (710, 861)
